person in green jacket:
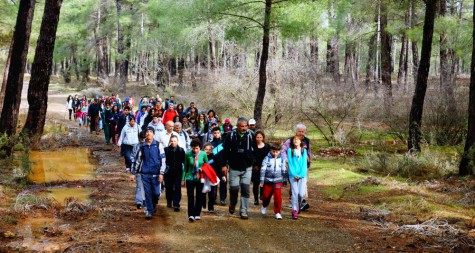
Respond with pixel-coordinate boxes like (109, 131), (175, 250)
(182, 138), (208, 222)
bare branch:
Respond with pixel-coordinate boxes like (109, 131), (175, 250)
(211, 11), (264, 27)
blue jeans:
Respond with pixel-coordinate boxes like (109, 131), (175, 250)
(142, 174), (161, 215)
(135, 174), (145, 207)
(121, 144), (134, 169)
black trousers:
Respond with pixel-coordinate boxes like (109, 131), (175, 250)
(186, 180), (204, 217)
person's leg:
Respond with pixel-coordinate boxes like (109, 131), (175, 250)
(251, 170), (260, 204)
(261, 183), (273, 208)
(164, 174), (173, 207)
(290, 178), (299, 218)
(151, 175), (161, 214)
(297, 178), (307, 210)
(104, 124), (110, 144)
(142, 175), (153, 216)
(123, 145), (133, 170)
(208, 185), (216, 211)
(219, 174), (227, 204)
(172, 175), (182, 208)
(239, 167), (252, 215)
(194, 182), (204, 217)
(68, 109), (72, 120)
(186, 181), (195, 217)
(228, 168), (240, 213)
(273, 182), (283, 214)
(135, 174), (144, 206)
(94, 115), (99, 133)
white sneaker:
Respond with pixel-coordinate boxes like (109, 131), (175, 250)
(275, 213), (282, 220)
(188, 216), (195, 222)
(261, 206), (267, 215)
(194, 216), (201, 220)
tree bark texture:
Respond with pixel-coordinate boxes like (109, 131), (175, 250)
(380, 0), (393, 111)
(208, 20), (217, 70)
(0, 40), (13, 115)
(253, 0), (272, 128)
(116, 0), (127, 93)
(22, 0), (63, 141)
(459, 1), (475, 176)
(408, 0), (437, 152)
(439, 0), (456, 112)
(0, 0), (36, 135)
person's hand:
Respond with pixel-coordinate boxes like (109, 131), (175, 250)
(295, 175), (299, 180)
(221, 176), (226, 182)
(159, 175), (163, 183)
(181, 180), (185, 187)
(259, 183), (264, 187)
(129, 175), (135, 181)
(253, 166), (259, 172)
(283, 181), (287, 187)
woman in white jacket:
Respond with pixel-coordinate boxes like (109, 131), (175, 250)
(118, 115), (140, 171)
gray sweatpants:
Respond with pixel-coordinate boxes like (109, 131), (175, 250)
(289, 177), (307, 212)
(229, 167), (252, 214)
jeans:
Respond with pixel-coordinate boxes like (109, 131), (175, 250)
(164, 173), (182, 208)
(135, 173), (145, 207)
(186, 180), (204, 217)
(229, 166), (252, 214)
(142, 174), (161, 215)
(289, 177), (307, 212)
(121, 144), (134, 169)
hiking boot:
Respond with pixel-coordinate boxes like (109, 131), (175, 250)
(292, 210), (298, 220)
(188, 216), (195, 222)
(275, 213), (282, 220)
(254, 200), (259, 206)
(136, 203), (142, 210)
(261, 206), (267, 215)
(240, 212), (249, 219)
(229, 205), (235, 214)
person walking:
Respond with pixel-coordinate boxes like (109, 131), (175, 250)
(287, 136), (308, 220)
(118, 116), (140, 172)
(164, 135), (185, 211)
(88, 98), (101, 134)
(66, 95), (73, 120)
(183, 138), (208, 222)
(260, 143), (287, 220)
(223, 117), (255, 219)
(132, 127), (166, 219)
(252, 131), (270, 205)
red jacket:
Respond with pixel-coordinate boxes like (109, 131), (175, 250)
(162, 109), (178, 124)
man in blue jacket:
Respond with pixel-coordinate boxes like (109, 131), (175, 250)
(132, 126), (166, 219)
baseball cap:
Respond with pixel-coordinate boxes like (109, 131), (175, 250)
(146, 126), (155, 133)
(249, 119), (256, 125)
(225, 118), (230, 123)
(124, 97), (130, 102)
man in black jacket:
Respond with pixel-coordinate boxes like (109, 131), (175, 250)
(87, 98), (101, 134)
(223, 118), (255, 219)
(164, 135), (185, 211)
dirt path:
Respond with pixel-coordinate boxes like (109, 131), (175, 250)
(1, 117), (423, 252)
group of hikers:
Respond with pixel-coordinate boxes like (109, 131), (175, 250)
(66, 94), (312, 221)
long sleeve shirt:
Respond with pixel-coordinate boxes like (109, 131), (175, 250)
(183, 151), (208, 181)
(281, 136), (312, 167)
(287, 148), (308, 179)
(117, 124), (140, 146)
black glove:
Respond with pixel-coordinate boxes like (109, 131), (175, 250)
(283, 181), (287, 187)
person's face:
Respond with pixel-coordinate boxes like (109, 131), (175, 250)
(212, 130), (221, 139)
(209, 112), (214, 118)
(192, 146), (200, 154)
(124, 109), (130, 115)
(153, 117), (159, 123)
(129, 119), (135, 127)
(182, 118), (188, 124)
(237, 121), (248, 133)
(142, 107), (146, 112)
(146, 129), (154, 139)
(293, 137), (301, 147)
(190, 103), (195, 108)
(169, 137), (178, 147)
(199, 115), (204, 120)
(249, 124), (256, 129)
(296, 128), (306, 137)
(106, 104), (111, 109)
(174, 125), (182, 133)
(256, 133), (264, 143)
(169, 104), (174, 110)
(170, 96), (175, 101)
(203, 145), (212, 155)
(271, 150), (280, 158)
(166, 122), (174, 132)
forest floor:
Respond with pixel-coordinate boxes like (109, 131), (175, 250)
(0, 81), (474, 252)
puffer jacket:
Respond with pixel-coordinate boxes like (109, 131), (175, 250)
(260, 153), (287, 184)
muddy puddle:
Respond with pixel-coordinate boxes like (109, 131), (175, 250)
(29, 148), (96, 183)
(8, 217), (68, 251)
(41, 187), (92, 205)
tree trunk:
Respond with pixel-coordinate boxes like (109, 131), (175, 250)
(116, 0), (127, 93)
(310, 36), (318, 71)
(397, 33), (407, 89)
(459, 1), (475, 176)
(410, 0), (419, 85)
(0, 0), (36, 136)
(95, 5), (108, 87)
(365, 33), (376, 91)
(0, 40), (13, 115)
(380, 0), (393, 111)
(22, 0), (63, 141)
(169, 57), (177, 77)
(408, 0), (437, 152)
(439, 0), (456, 112)
(253, 0), (272, 128)
(208, 20), (217, 70)
(178, 57), (185, 88)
